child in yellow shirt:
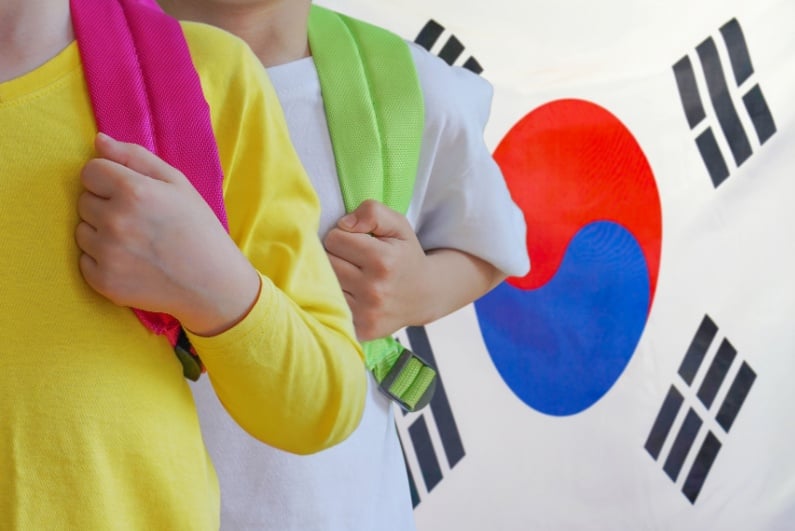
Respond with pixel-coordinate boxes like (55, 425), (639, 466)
(0, 1), (365, 528)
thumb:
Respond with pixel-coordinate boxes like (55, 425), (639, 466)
(95, 132), (182, 184)
(338, 199), (410, 239)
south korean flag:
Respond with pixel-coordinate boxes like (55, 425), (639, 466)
(320, 0), (795, 529)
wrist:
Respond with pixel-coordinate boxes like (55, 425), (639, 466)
(177, 264), (262, 337)
(407, 255), (442, 326)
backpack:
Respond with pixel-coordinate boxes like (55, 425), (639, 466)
(70, 0), (437, 411)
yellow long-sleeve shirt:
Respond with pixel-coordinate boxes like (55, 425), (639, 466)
(0, 22), (365, 530)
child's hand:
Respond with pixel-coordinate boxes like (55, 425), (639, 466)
(75, 133), (260, 336)
(323, 199), (430, 341)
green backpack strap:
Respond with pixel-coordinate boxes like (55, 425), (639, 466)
(308, 5), (437, 412)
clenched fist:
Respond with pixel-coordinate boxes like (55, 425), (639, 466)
(323, 199), (430, 341)
(76, 133), (260, 336)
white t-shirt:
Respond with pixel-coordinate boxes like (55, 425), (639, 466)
(192, 43), (529, 531)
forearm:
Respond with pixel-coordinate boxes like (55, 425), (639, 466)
(413, 248), (506, 326)
(180, 38), (367, 452)
(187, 272), (366, 454)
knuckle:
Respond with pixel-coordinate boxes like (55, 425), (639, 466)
(78, 253), (92, 274)
(323, 229), (341, 249)
(127, 142), (150, 160)
(74, 222), (91, 247)
(89, 243), (113, 271)
(117, 183), (153, 222)
(81, 159), (102, 183)
(170, 167), (188, 184)
(89, 261), (127, 305)
(123, 176), (148, 202)
(104, 213), (132, 239)
(360, 199), (380, 219)
(76, 193), (92, 217)
(363, 284), (387, 309)
(371, 255), (395, 278)
(81, 258), (109, 293)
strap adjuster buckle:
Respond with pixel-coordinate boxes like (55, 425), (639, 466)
(174, 328), (203, 381)
(376, 347), (437, 412)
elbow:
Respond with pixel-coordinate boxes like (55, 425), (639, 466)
(287, 365), (368, 455)
(230, 364), (367, 456)
(487, 267), (509, 292)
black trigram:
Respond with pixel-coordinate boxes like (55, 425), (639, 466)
(673, 18), (776, 188)
(414, 19), (484, 75)
(645, 315), (756, 504)
(396, 326), (465, 508)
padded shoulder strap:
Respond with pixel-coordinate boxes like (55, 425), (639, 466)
(308, 7), (436, 412)
(70, 0), (227, 346)
(308, 5), (423, 216)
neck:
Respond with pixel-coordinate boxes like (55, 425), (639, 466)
(158, 0), (311, 67)
(0, 0), (74, 82)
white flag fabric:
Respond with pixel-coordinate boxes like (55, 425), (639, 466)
(318, 1), (795, 529)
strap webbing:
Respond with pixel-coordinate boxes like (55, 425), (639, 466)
(71, 0), (225, 377)
(309, 6), (436, 411)
(308, 5), (422, 215)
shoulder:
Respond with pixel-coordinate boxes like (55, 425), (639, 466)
(175, 22), (292, 188)
(406, 42), (495, 132)
(179, 21), (271, 104)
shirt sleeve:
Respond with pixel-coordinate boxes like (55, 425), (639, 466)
(407, 44), (531, 278)
(181, 23), (366, 455)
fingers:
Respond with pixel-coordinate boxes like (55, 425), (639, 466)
(78, 252), (100, 286)
(340, 293), (373, 342)
(326, 250), (388, 341)
(75, 220), (102, 261)
(325, 251), (378, 339)
(81, 133), (187, 201)
(337, 199), (411, 239)
(77, 174), (141, 240)
(324, 227), (382, 268)
(77, 250), (120, 307)
(94, 133), (183, 184)
(80, 158), (127, 199)
(326, 251), (363, 290)
(76, 190), (108, 228)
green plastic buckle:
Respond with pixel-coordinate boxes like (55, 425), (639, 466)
(376, 347), (437, 412)
(174, 328), (202, 381)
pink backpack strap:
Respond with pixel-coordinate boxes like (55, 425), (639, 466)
(70, 0), (228, 350)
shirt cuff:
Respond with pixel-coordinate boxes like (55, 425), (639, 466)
(184, 273), (271, 360)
